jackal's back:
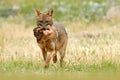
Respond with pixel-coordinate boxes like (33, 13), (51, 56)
(53, 22), (68, 50)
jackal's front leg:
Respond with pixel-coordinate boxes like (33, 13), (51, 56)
(42, 48), (47, 62)
(44, 50), (56, 68)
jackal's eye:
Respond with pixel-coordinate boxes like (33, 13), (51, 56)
(45, 21), (49, 23)
(37, 21), (43, 26)
(39, 21), (43, 23)
(37, 23), (42, 26)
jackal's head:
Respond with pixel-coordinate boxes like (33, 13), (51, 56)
(35, 9), (53, 30)
(34, 9), (53, 36)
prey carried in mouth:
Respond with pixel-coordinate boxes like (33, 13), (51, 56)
(35, 25), (53, 36)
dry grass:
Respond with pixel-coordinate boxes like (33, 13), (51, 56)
(0, 22), (41, 63)
(0, 20), (120, 72)
(66, 21), (120, 65)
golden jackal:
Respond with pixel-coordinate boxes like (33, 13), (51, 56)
(33, 9), (68, 68)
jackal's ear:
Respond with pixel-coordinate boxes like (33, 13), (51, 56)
(47, 9), (53, 16)
(35, 9), (41, 16)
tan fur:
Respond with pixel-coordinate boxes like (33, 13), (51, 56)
(33, 9), (68, 68)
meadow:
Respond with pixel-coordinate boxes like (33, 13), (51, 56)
(0, 0), (120, 80)
(0, 18), (120, 80)
(0, 18), (120, 72)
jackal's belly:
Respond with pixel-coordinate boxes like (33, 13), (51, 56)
(38, 40), (55, 51)
(37, 39), (66, 52)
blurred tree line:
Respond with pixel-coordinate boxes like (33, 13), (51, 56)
(0, 0), (120, 23)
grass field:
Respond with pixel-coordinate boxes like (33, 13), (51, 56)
(0, 19), (120, 73)
(0, 20), (120, 79)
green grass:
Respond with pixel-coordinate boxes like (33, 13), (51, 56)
(0, 61), (120, 80)
(0, 60), (119, 73)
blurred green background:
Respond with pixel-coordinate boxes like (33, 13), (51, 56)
(0, 0), (120, 24)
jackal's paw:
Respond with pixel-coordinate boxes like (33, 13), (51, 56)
(44, 64), (49, 69)
(53, 57), (57, 63)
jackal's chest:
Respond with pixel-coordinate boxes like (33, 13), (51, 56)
(37, 40), (54, 51)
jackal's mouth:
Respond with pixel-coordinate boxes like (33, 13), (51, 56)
(38, 27), (53, 35)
